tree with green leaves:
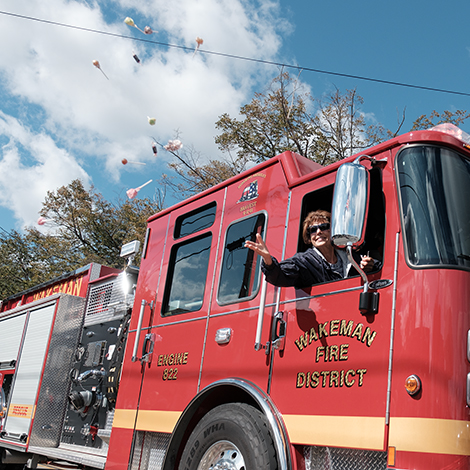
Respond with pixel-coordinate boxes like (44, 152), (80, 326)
(410, 109), (470, 131)
(163, 71), (469, 197)
(214, 71), (388, 167)
(0, 180), (162, 299)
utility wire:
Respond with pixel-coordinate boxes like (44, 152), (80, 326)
(1, 9), (470, 98)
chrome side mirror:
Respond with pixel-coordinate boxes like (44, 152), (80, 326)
(331, 157), (370, 249)
(331, 156), (379, 315)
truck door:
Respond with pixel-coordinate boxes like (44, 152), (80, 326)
(268, 166), (396, 462)
(131, 193), (226, 437)
(199, 159), (292, 389)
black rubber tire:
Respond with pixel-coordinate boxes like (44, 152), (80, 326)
(178, 403), (277, 470)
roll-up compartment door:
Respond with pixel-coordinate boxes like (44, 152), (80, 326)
(0, 314), (27, 366)
(3, 301), (57, 440)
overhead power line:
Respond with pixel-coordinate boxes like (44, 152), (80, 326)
(1, 9), (470, 98)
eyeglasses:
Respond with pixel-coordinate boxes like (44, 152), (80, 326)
(308, 222), (330, 234)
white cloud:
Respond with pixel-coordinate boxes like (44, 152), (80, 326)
(0, 0), (289, 230)
(0, 112), (90, 228)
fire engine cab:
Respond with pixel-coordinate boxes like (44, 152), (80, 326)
(1, 124), (469, 470)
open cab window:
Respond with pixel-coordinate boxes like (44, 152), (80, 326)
(299, 167), (385, 286)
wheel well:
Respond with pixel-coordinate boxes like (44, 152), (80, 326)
(162, 383), (268, 470)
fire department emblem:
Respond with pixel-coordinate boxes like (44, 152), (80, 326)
(238, 180), (259, 203)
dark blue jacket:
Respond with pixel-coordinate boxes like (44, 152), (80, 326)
(261, 247), (377, 289)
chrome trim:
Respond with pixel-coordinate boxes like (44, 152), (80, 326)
(467, 373), (470, 407)
(386, 232), (400, 425)
(168, 378), (291, 470)
(28, 445), (106, 469)
(276, 191), (292, 311)
(254, 278), (268, 351)
(215, 328), (232, 345)
(467, 330), (470, 363)
(131, 300), (148, 362)
(130, 285), (366, 332)
(331, 159), (369, 248)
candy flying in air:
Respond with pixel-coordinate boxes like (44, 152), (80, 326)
(37, 216), (52, 226)
(92, 60), (109, 80)
(152, 142), (158, 155)
(193, 37), (203, 57)
(148, 117), (156, 125)
(122, 158), (146, 165)
(144, 26), (154, 35)
(132, 51), (141, 63)
(164, 139), (183, 152)
(124, 17), (145, 34)
(126, 179), (153, 199)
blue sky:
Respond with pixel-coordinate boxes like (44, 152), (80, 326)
(0, 0), (469, 233)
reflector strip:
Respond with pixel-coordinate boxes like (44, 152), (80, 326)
(389, 417), (470, 456)
(283, 414), (385, 450)
(113, 409), (181, 434)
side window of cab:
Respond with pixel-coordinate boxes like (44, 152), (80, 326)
(161, 203), (216, 316)
(217, 212), (266, 305)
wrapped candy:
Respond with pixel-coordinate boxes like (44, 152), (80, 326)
(132, 51), (141, 63)
(37, 216), (52, 226)
(122, 158), (146, 165)
(152, 142), (158, 155)
(124, 17), (145, 34)
(144, 26), (154, 35)
(164, 139), (183, 152)
(92, 60), (109, 80)
(126, 179), (153, 199)
(193, 37), (203, 57)
(148, 116), (156, 125)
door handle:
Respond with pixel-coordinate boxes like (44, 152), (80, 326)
(141, 333), (156, 365)
(271, 310), (286, 352)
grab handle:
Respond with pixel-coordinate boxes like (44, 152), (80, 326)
(131, 299), (152, 362)
(254, 278), (268, 351)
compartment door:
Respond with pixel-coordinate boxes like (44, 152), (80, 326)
(3, 301), (57, 441)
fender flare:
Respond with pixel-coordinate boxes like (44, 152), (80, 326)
(162, 378), (292, 470)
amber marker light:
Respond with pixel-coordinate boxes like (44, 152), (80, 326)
(405, 374), (421, 396)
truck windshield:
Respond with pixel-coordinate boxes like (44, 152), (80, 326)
(397, 145), (470, 269)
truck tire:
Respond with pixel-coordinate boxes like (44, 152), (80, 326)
(178, 403), (277, 470)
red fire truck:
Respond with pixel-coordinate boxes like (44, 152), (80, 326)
(1, 124), (469, 470)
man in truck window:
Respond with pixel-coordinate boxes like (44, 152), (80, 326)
(245, 210), (379, 289)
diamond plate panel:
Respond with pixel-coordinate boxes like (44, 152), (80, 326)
(304, 445), (387, 470)
(130, 431), (171, 470)
(85, 274), (131, 326)
(29, 294), (86, 448)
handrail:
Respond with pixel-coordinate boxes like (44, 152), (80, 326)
(131, 299), (147, 362)
(254, 278), (268, 351)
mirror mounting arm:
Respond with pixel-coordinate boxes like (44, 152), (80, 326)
(346, 243), (379, 315)
(346, 243), (380, 315)
(346, 243), (368, 289)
